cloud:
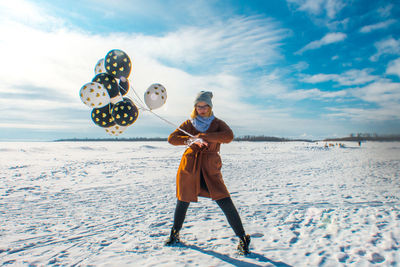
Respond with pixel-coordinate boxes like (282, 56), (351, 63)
(326, 18), (349, 31)
(135, 16), (287, 73)
(302, 69), (379, 86)
(246, 68), (348, 102)
(350, 81), (400, 105)
(287, 0), (345, 19)
(1, 0), (399, 140)
(318, 79), (400, 122)
(0, 122), (74, 130)
(324, 0), (345, 19)
(326, 105), (400, 121)
(280, 88), (347, 100)
(0, 0), (291, 138)
(296, 32), (346, 54)
(360, 19), (396, 33)
(370, 38), (400, 61)
(386, 58), (400, 77)
(378, 4), (393, 18)
(0, 0), (65, 29)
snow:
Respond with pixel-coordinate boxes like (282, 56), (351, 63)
(0, 141), (399, 266)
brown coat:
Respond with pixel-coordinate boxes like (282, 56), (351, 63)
(168, 117), (234, 202)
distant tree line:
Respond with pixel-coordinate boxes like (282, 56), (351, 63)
(55, 133), (400, 142)
(55, 135), (313, 142)
(54, 137), (168, 142)
(324, 133), (400, 142)
(233, 135), (312, 142)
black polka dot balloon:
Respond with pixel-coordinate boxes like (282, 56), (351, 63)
(111, 99), (139, 126)
(92, 73), (119, 98)
(119, 79), (129, 96)
(124, 97), (134, 105)
(105, 49), (132, 79)
(91, 104), (116, 128)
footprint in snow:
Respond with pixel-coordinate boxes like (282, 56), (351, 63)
(251, 233), (264, 238)
(289, 236), (298, 245)
(356, 249), (366, 256)
(337, 252), (349, 263)
(370, 252), (385, 263)
(100, 240), (112, 247)
(149, 221), (167, 228)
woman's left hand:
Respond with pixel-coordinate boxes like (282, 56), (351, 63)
(192, 134), (208, 147)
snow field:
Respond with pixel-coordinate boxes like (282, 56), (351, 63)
(0, 141), (399, 266)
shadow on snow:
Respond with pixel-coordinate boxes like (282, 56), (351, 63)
(183, 243), (292, 267)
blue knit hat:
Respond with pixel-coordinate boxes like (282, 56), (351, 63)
(194, 91), (213, 108)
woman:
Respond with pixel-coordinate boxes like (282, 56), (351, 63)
(166, 91), (251, 255)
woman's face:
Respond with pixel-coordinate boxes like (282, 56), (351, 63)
(195, 101), (210, 117)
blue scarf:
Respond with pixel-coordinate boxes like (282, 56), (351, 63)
(192, 114), (215, 133)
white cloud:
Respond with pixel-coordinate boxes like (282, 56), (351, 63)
(326, 18), (349, 31)
(327, 104), (400, 121)
(324, 0), (345, 19)
(289, 0), (325, 14)
(1, 0), (399, 139)
(378, 4), (393, 18)
(302, 73), (336, 83)
(135, 16), (287, 72)
(0, 0), (291, 138)
(350, 81), (400, 105)
(322, 80), (400, 122)
(296, 32), (346, 54)
(370, 38), (400, 61)
(302, 69), (378, 86)
(247, 68), (348, 101)
(291, 61), (310, 71)
(360, 19), (396, 33)
(0, 0), (64, 29)
(386, 58), (400, 77)
(0, 122), (74, 130)
(280, 88), (347, 100)
(287, 0), (345, 19)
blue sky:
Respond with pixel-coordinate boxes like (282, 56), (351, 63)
(0, 0), (399, 141)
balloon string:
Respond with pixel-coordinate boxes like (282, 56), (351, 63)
(118, 83), (143, 108)
(121, 81), (195, 138)
(145, 108), (195, 138)
(128, 82), (147, 108)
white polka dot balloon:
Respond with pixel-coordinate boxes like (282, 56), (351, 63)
(79, 82), (110, 108)
(144, 83), (167, 110)
(94, 58), (106, 75)
(105, 124), (128, 136)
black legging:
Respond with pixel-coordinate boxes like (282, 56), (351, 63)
(172, 197), (245, 237)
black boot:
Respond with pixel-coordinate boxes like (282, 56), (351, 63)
(165, 228), (180, 246)
(237, 234), (251, 255)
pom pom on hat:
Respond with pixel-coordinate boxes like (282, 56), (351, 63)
(194, 91), (213, 108)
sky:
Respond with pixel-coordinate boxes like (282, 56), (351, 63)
(0, 0), (399, 141)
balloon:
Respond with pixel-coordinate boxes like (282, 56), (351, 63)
(94, 58), (106, 75)
(111, 98), (139, 126)
(79, 82), (110, 108)
(119, 79), (129, 96)
(144, 83), (167, 110)
(91, 104), (116, 128)
(105, 124), (128, 136)
(92, 73), (119, 98)
(124, 97), (134, 105)
(105, 49), (132, 79)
